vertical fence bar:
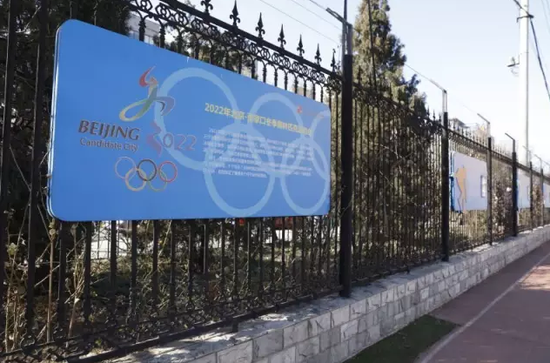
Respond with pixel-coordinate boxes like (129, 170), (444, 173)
(152, 221), (160, 308)
(70, 0), (79, 19)
(169, 222), (176, 316)
(203, 222), (210, 296)
(246, 221), (251, 292)
(83, 223), (92, 329)
(0, 0), (19, 333)
(25, 0), (50, 342)
(130, 221), (138, 324)
(189, 223), (195, 308)
(441, 109), (450, 261)
(512, 141), (519, 236)
(339, 26), (353, 297)
(56, 223), (67, 337)
(487, 137), (493, 244)
(109, 221), (117, 325)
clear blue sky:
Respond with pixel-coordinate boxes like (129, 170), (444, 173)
(166, 0), (550, 163)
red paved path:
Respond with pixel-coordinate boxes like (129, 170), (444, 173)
(419, 240), (550, 363)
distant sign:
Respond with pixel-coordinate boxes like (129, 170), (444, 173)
(544, 183), (550, 207)
(48, 20), (331, 221)
(450, 152), (487, 212)
(517, 171), (531, 209)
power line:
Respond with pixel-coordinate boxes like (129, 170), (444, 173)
(304, 0), (327, 11)
(512, 0), (533, 16)
(403, 64), (445, 90)
(288, 0), (341, 31)
(257, 0), (340, 45)
(511, 0), (550, 105)
(529, 20), (550, 104)
(404, 64), (485, 117)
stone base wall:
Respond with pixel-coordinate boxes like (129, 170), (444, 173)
(115, 227), (550, 363)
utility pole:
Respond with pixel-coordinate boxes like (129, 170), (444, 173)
(326, 1), (353, 298)
(518, 0), (530, 165)
(343, 0), (347, 66)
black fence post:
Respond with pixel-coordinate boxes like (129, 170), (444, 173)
(512, 141), (519, 236)
(339, 23), (353, 298)
(530, 162), (534, 229)
(0, 0), (19, 333)
(441, 109), (450, 262)
(541, 167), (545, 226)
(487, 137), (493, 244)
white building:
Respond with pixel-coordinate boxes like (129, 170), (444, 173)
(127, 14), (160, 45)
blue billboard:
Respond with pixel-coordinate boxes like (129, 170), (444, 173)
(48, 21), (331, 221)
(450, 152), (488, 212)
(517, 171), (531, 209)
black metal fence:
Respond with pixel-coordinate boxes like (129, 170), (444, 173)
(1, 0), (549, 362)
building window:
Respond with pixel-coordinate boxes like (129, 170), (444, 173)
(128, 30), (138, 40)
(144, 35), (154, 44)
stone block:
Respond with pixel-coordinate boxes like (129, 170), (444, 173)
(429, 283), (439, 297)
(417, 276), (427, 289)
(380, 316), (396, 336)
(411, 290), (421, 306)
(302, 350), (330, 363)
(348, 331), (368, 356)
(296, 337), (320, 363)
(427, 296), (436, 311)
(395, 299), (404, 315)
(394, 312), (405, 322)
(400, 295), (411, 312)
(254, 330), (283, 359)
(320, 326), (341, 351)
(377, 304), (388, 322)
(387, 301), (396, 317)
(284, 321), (309, 347)
(368, 324), (381, 342)
(194, 354), (216, 363)
(366, 293), (381, 312)
(420, 287), (430, 300)
(269, 346), (296, 363)
(381, 288), (396, 305)
(331, 341), (349, 363)
(308, 313), (331, 336)
(358, 310), (377, 333)
(396, 283), (406, 299)
(406, 280), (417, 295)
(350, 300), (366, 319)
(331, 306), (350, 327)
(340, 319), (359, 341)
(425, 273), (434, 285)
(218, 341), (253, 363)
(404, 307), (416, 324)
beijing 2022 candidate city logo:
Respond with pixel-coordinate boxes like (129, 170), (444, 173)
(116, 67), (178, 192)
(77, 67), (179, 192)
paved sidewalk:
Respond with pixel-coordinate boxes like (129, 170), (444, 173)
(418, 240), (550, 363)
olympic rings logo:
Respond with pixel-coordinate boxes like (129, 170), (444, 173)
(119, 67), (175, 122)
(115, 156), (178, 192)
(153, 67), (332, 216)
